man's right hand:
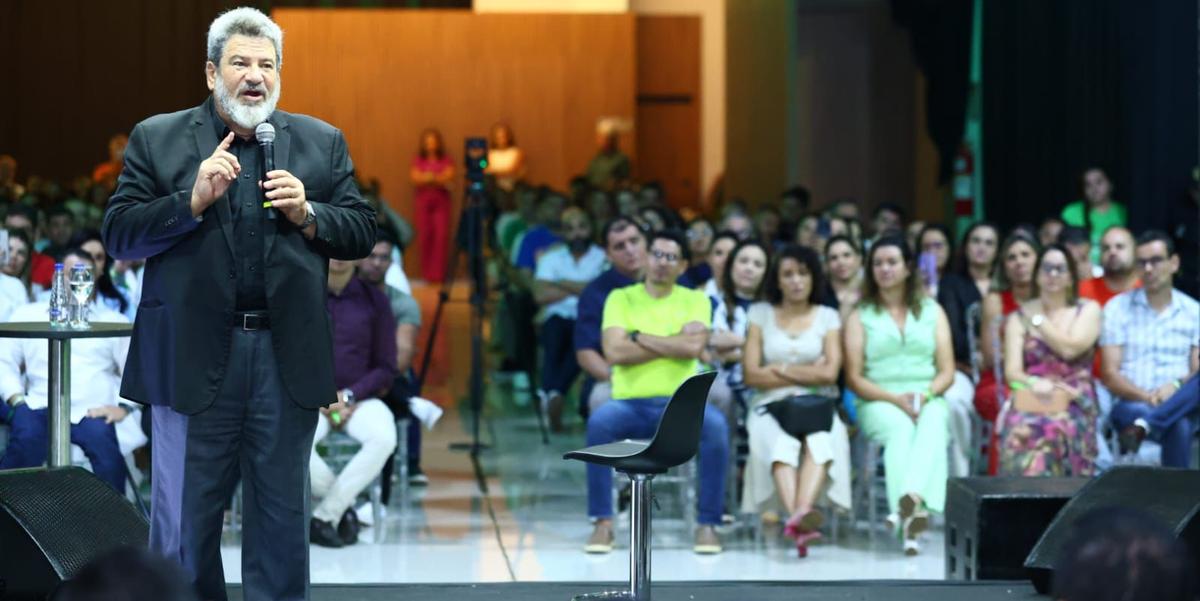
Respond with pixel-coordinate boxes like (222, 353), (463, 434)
(190, 132), (239, 218)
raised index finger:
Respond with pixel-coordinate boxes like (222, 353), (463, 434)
(215, 131), (235, 154)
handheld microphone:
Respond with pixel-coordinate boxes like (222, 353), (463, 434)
(255, 122), (277, 220)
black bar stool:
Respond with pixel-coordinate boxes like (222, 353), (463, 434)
(563, 372), (718, 601)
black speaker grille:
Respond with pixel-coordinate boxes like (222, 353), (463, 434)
(0, 467), (149, 580)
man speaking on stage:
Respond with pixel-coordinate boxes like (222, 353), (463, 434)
(102, 7), (375, 600)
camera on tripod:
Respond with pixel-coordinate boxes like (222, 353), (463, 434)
(464, 137), (487, 195)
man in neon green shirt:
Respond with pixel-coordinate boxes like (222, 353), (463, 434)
(583, 230), (728, 555)
(1062, 167), (1127, 264)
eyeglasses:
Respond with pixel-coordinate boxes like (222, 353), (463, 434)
(1040, 263), (1069, 276)
(650, 249), (680, 264)
(1137, 256), (1168, 270)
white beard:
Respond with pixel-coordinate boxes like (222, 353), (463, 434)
(214, 78), (280, 130)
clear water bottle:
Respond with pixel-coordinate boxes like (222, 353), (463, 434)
(49, 263), (68, 327)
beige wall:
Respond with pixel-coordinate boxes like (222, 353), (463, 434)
(724, 0), (794, 206)
(631, 0), (725, 209)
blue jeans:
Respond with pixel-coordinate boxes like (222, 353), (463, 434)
(540, 316), (582, 397)
(0, 404), (127, 492)
(586, 396), (729, 525)
(1111, 376), (1199, 468)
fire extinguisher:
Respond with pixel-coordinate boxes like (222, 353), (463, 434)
(953, 145), (974, 217)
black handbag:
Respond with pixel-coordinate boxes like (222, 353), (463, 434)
(755, 394), (837, 438)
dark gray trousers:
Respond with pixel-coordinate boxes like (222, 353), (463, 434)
(150, 328), (318, 601)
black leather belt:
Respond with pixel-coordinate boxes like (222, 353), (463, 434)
(232, 311), (270, 331)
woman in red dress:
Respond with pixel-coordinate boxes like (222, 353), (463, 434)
(410, 128), (455, 282)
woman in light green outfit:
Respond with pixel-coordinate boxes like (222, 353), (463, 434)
(844, 235), (956, 555)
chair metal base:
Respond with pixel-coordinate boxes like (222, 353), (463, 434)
(574, 472), (654, 601)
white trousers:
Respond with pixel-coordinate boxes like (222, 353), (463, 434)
(945, 370), (977, 478)
(309, 399), (397, 523)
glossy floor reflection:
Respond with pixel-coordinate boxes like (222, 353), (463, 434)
(220, 283), (946, 584)
(221, 400), (946, 584)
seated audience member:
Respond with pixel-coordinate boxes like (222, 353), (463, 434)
(357, 230), (426, 483)
(777, 186), (811, 241)
(843, 235), (955, 555)
(586, 188), (614, 225)
(1078, 225), (1138, 467)
(574, 217), (648, 416)
(1052, 507), (1197, 601)
(614, 188), (639, 218)
(795, 213), (831, 252)
(976, 232), (1039, 473)
(1037, 216), (1065, 249)
(0, 248), (139, 493)
(741, 245), (850, 558)
(702, 231), (740, 303)
(754, 205), (782, 247)
(999, 244), (1101, 477)
(916, 224), (953, 297)
(310, 257), (399, 547)
(586, 230), (727, 555)
(637, 205), (673, 233)
(1102, 231), (1199, 468)
(41, 204), (76, 261)
(5, 204), (54, 288)
(70, 229), (132, 319)
(707, 239), (770, 416)
(514, 190), (567, 273)
(905, 221), (926, 257)
(1061, 166), (1127, 265)
(868, 203), (905, 240)
(1059, 225), (1102, 279)
(91, 133), (128, 192)
(1079, 226), (1139, 303)
(51, 546), (199, 601)
(823, 235), (863, 321)
(684, 217), (715, 284)
(936, 222), (999, 476)
(533, 207), (606, 431)
(827, 197), (860, 223)
(2, 229), (36, 303)
(718, 210), (754, 241)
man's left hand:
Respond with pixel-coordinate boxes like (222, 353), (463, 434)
(86, 406), (129, 424)
(262, 170), (309, 226)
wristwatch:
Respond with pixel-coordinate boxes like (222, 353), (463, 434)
(298, 202), (316, 229)
(629, 330), (641, 344)
(1030, 314), (1045, 328)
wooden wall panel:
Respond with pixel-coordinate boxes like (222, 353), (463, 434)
(635, 15), (701, 208)
(274, 8), (636, 270)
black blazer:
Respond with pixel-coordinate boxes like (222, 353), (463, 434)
(102, 98), (376, 414)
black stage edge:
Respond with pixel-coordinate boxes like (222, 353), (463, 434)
(228, 580), (1044, 601)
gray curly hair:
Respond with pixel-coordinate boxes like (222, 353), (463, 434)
(206, 7), (283, 69)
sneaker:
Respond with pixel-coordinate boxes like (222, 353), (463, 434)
(693, 525), (722, 554)
(584, 522), (614, 554)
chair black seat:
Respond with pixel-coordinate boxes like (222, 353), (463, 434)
(564, 372), (717, 476)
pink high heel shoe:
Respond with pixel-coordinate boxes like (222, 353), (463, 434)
(783, 508), (824, 539)
(794, 530), (823, 558)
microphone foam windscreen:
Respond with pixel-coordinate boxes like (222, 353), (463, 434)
(255, 122), (276, 144)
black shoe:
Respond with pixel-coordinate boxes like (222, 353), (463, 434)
(1119, 424), (1147, 455)
(337, 508), (360, 545)
(310, 518), (343, 548)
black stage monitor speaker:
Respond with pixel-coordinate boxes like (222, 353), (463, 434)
(1024, 467), (1200, 594)
(0, 467), (150, 600)
(944, 476), (1088, 580)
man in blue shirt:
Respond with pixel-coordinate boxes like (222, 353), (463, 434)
(574, 217), (647, 418)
